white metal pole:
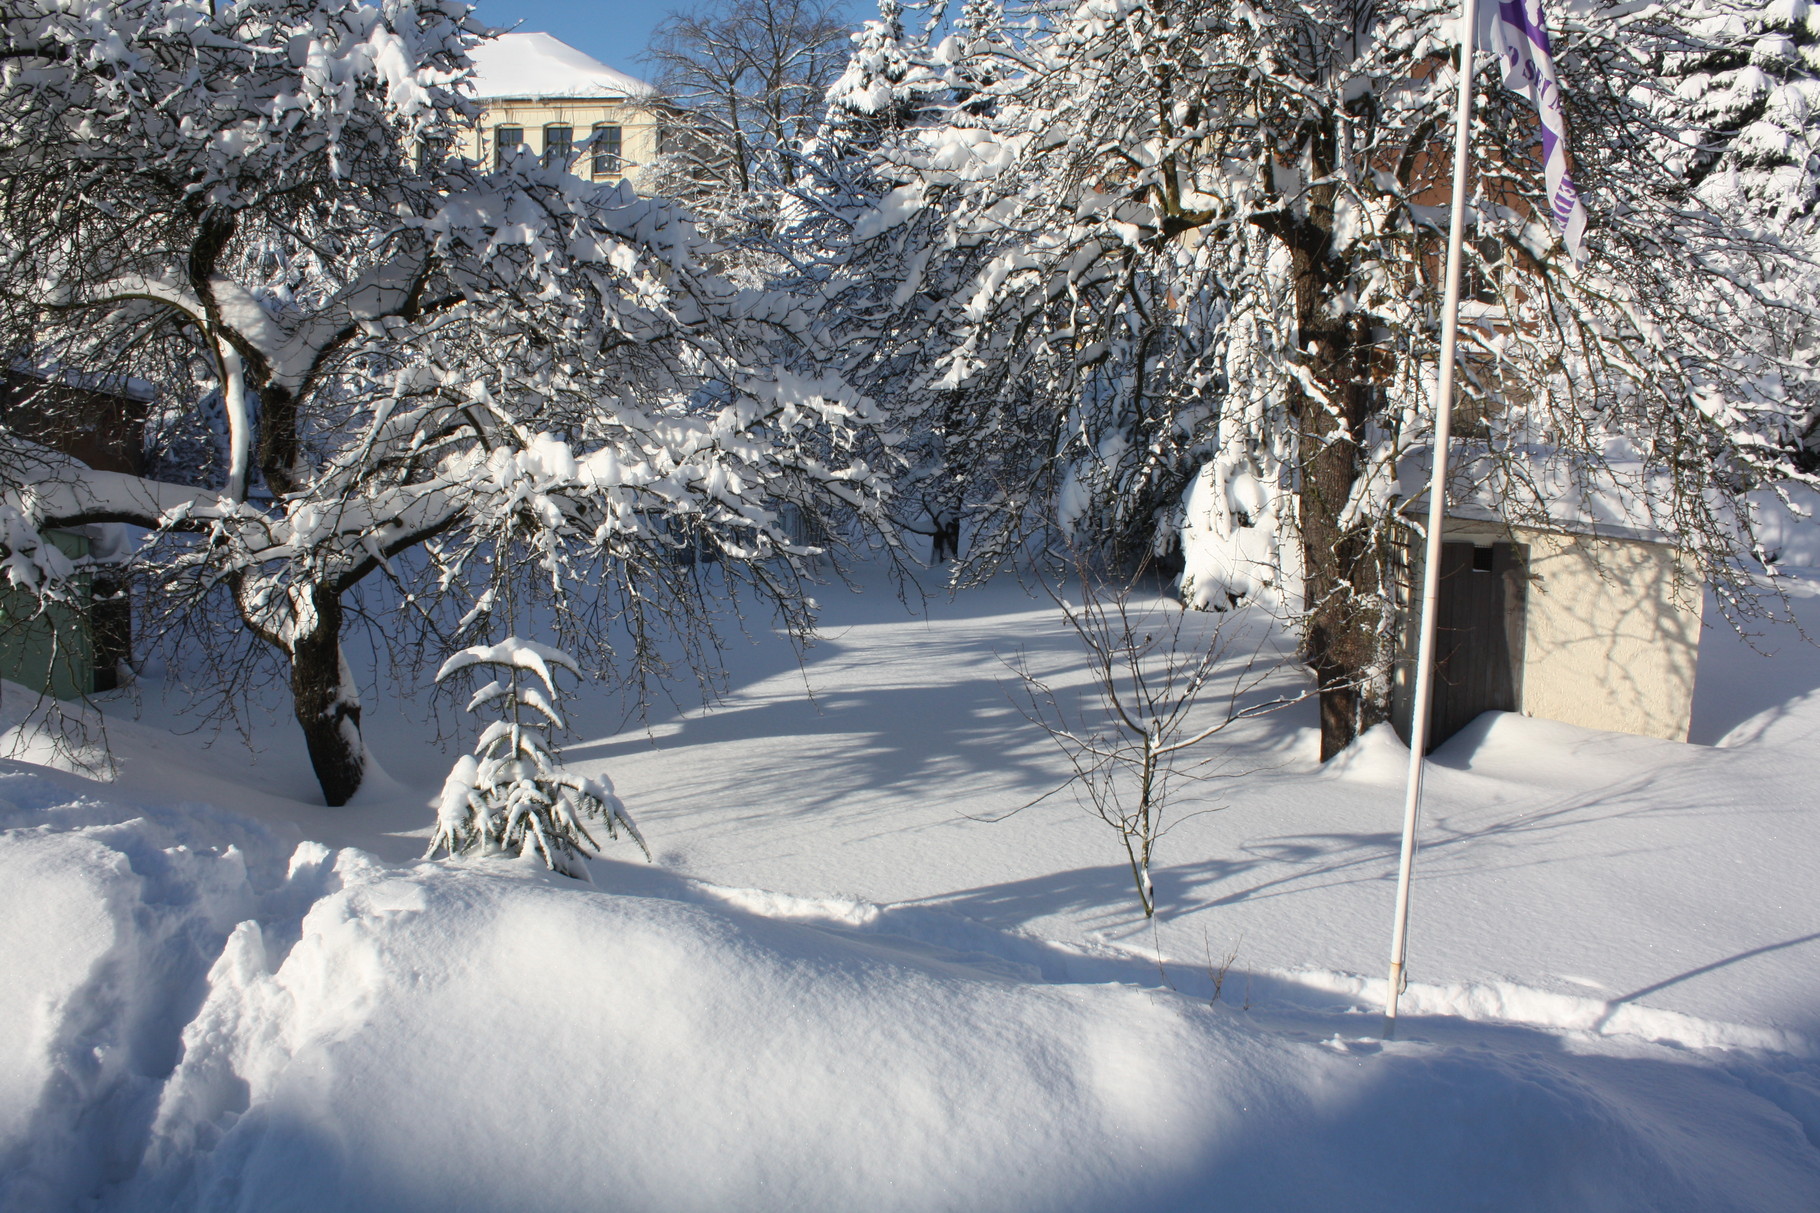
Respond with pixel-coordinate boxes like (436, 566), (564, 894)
(1384, 0), (1481, 1038)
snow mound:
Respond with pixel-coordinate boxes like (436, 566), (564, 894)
(0, 770), (286, 1212)
(4, 769), (1819, 1212)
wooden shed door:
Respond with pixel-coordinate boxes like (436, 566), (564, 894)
(1426, 540), (1527, 751)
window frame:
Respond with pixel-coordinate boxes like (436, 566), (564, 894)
(542, 124), (574, 170)
(494, 124), (524, 170)
(590, 123), (623, 179)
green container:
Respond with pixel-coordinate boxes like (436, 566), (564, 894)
(0, 529), (94, 700)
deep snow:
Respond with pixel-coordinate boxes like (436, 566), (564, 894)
(3, 560), (1819, 1211)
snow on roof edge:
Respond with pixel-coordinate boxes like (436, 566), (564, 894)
(467, 32), (653, 101)
(1395, 443), (1683, 547)
(8, 360), (155, 401)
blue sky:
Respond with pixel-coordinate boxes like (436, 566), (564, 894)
(468, 0), (868, 80)
(466, 1), (688, 79)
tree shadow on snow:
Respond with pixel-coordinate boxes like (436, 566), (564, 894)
(1688, 586), (1820, 747)
(1142, 1006), (1820, 1213)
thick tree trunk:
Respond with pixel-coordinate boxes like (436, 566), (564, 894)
(1295, 344), (1382, 761)
(288, 586), (365, 806)
(1285, 235), (1385, 762)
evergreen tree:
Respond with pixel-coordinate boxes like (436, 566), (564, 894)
(428, 639), (648, 879)
(1668, 0), (1820, 230)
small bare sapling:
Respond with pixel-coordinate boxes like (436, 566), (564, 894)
(1015, 564), (1303, 917)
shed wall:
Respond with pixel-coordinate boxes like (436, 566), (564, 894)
(1391, 518), (1704, 744)
(1514, 526), (1703, 741)
(0, 530), (94, 701)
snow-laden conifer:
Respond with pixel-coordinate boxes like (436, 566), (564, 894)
(823, 0), (948, 141)
(427, 638), (647, 879)
(1666, 0), (1820, 232)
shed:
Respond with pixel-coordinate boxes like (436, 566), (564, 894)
(1389, 499), (1705, 751)
(1, 367), (150, 476)
(0, 368), (146, 697)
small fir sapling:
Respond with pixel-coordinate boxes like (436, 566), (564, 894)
(427, 638), (648, 878)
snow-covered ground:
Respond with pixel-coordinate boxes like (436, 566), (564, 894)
(4, 562), (1819, 1211)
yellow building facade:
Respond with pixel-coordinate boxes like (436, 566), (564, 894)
(458, 32), (658, 185)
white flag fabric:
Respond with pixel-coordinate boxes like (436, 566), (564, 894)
(1479, 0), (1590, 262)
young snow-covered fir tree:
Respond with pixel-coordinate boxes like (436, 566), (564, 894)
(428, 639), (647, 879)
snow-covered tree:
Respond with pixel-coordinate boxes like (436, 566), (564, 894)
(0, 0), (889, 804)
(428, 638), (646, 878)
(1661, 0), (1820, 465)
(799, 0), (1022, 561)
(821, 0), (949, 146)
(646, 0), (852, 198)
(640, 0), (854, 283)
(826, 0), (1820, 756)
(1667, 0), (1820, 233)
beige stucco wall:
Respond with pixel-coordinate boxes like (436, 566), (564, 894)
(1511, 524), (1703, 741)
(456, 98), (657, 182)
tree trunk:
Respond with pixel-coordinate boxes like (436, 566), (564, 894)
(289, 586), (365, 805)
(1287, 238), (1384, 762)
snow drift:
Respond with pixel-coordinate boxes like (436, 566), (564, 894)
(3, 765), (1817, 1213)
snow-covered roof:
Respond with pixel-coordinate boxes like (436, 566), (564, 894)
(1397, 443), (1683, 546)
(467, 32), (653, 101)
(8, 361), (154, 402)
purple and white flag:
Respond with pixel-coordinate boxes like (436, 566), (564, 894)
(1479, 0), (1590, 263)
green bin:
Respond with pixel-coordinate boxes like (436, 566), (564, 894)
(0, 529), (95, 700)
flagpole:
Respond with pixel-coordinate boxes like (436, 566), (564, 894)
(1384, 0), (1480, 1038)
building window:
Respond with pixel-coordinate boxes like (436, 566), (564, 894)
(415, 134), (449, 175)
(1464, 237), (1504, 304)
(591, 124), (622, 178)
(494, 125), (524, 169)
(542, 124), (573, 169)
